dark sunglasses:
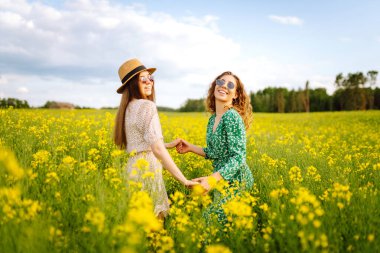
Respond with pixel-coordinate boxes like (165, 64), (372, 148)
(216, 79), (235, 90)
(140, 75), (154, 84)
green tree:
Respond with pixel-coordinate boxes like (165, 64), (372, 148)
(373, 87), (380, 109)
(334, 71), (377, 110)
(302, 81), (310, 112)
(275, 88), (286, 113)
(287, 90), (298, 112)
(309, 88), (332, 111)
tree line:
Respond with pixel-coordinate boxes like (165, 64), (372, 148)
(0, 98), (30, 108)
(0, 99), (90, 109)
(178, 71), (379, 112)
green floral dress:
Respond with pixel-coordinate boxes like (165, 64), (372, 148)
(203, 108), (254, 223)
(203, 108), (253, 188)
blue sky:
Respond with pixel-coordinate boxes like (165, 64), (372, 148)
(1, 0), (379, 108)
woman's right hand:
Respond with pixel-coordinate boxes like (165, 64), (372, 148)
(176, 139), (192, 154)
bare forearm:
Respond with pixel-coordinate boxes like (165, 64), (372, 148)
(189, 144), (206, 157)
(152, 142), (187, 183)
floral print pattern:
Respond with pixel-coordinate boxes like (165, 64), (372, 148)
(203, 108), (254, 189)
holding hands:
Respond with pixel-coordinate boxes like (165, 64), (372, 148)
(176, 138), (192, 154)
(165, 138), (192, 154)
(171, 138), (205, 156)
(169, 138), (220, 194)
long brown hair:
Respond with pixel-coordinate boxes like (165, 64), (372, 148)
(206, 71), (253, 129)
(114, 74), (155, 149)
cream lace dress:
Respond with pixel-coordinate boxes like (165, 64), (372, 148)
(125, 99), (170, 216)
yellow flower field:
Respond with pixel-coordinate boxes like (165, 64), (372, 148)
(0, 108), (379, 252)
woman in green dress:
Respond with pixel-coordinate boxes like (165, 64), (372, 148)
(176, 71), (254, 222)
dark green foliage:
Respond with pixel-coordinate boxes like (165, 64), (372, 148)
(0, 98), (30, 108)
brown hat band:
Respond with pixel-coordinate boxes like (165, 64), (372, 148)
(121, 65), (147, 84)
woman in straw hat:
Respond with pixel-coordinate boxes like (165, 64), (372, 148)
(114, 58), (197, 219)
(176, 71), (254, 223)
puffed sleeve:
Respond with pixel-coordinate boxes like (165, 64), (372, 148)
(137, 100), (163, 146)
(218, 111), (246, 181)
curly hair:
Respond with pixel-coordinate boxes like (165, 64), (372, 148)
(205, 71), (253, 129)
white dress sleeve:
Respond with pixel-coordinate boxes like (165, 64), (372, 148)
(137, 100), (163, 146)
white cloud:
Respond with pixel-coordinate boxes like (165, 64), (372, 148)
(0, 0), (32, 14)
(0, 0), (322, 108)
(0, 75), (7, 85)
(0, 0), (241, 74)
(268, 15), (303, 26)
(0, 0), (243, 108)
(17, 86), (29, 94)
(308, 75), (336, 95)
(97, 17), (120, 29)
(182, 15), (219, 32)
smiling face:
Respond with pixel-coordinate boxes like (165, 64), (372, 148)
(138, 71), (154, 98)
(214, 74), (238, 104)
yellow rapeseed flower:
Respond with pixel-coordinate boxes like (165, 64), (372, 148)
(88, 148), (100, 161)
(313, 219), (321, 228)
(104, 167), (117, 180)
(205, 244), (232, 253)
(207, 176), (217, 188)
(129, 149), (137, 157)
(128, 191), (162, 232)
(289, 166), (303, 183)
(133, 158), (150, 171)
(367, 234), (375, 242)
(142, 171), (155, 179)
(259, 203), (269, 212)
(31, 150), (50, 169)
(192, 184), (207, 196)
(45, 172), (59, 184)
(270, 187), (289, 199)
(62, 156), (76, 165)
(84, 207), (105, 233)
(0, 147), (24, 180)
(80, 160), (97, 173)
(306, 166), (321, 182)
(111, 149), (125, 158)
(82, 194), (95, 202)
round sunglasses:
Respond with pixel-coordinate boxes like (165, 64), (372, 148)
(216, 79), (235, 90)
(140, 75), (154, 84)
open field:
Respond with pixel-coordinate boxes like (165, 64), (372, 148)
(1, 109), (379, 252)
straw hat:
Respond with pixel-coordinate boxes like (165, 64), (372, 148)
(117, 58), (156, 93)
